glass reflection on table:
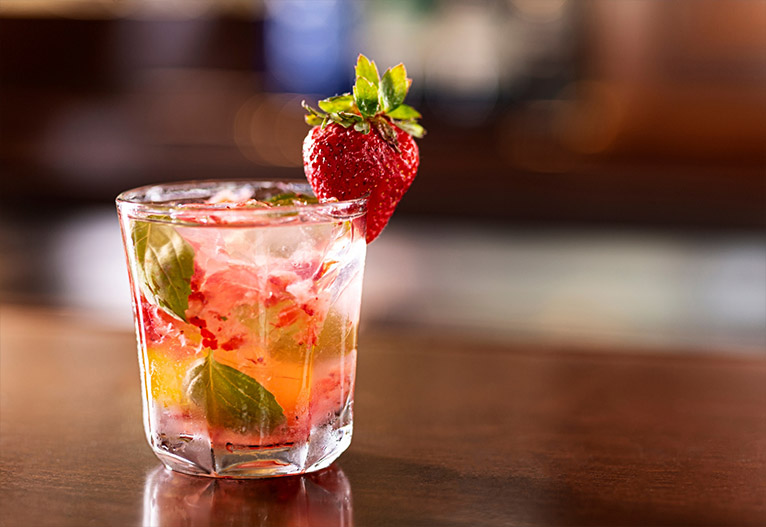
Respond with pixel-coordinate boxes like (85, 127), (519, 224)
(143, 464), (352, 527)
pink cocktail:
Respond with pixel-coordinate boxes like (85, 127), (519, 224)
(117, 180), (367, 477)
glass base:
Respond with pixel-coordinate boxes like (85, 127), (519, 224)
(151, 420), (353, 479)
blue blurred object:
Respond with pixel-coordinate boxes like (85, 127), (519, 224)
(264, 0), (357, 95)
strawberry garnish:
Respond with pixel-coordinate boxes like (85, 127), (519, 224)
(302, 54), (425, 243)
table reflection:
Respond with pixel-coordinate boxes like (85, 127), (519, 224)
(142, 464), (352, 527)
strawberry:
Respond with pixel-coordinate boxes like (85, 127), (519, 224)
(302, 54), (425, 243)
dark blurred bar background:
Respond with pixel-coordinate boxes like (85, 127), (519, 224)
(1, 0), (764, 351)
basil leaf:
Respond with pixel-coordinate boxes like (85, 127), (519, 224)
(132, 221), (194, 321)
(380, 64), (409, 112)
(387, 103), (421, 120)
(353, 76), (379, 117)
(318, 94), (354, 114)
(355, 54), (380, 88)
(186, 354), (286, 433)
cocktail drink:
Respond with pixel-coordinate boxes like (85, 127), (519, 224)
(117, 180), (367, 477)
(118, 53), (423, 479)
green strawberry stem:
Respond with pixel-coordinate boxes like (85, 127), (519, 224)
(302, 54), (425, 151)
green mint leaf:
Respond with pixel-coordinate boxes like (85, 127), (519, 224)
(387, 104), (421, 120)
(318, 94), (354, 114)
(379, 64), (409, 112)
(355, 54), (380, 88)
(353, 76), (379, 118)
(393, 119), (426, 138)
(131, 221), (194, 321)
(265, 192), (319, 206)
(186, 353), (286, 433)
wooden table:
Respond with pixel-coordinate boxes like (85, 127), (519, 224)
(1, 306), (764, 526)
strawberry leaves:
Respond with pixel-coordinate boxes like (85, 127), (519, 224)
(302, 54), (425, 144)
(387, 104), (421, 120)
(353, 76), (379, 117)
(379, 64), (408, 112)
(355, 54), (380, 88)
(318, 94), (354, 114)
(354, 120), (371, 134)
(302, 102), (325, 127)
(392, 120), (425, 138)
(371, 118), (401, 153)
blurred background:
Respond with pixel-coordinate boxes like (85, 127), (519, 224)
(1, 0), (764, 352)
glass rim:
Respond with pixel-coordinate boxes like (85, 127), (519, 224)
(116, 179), (368, 225)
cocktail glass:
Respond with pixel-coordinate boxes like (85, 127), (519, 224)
(116, 180), (367, 478)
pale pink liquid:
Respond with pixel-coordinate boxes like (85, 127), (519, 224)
(119, 184), (366, 477)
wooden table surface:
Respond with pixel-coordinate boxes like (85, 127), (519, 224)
(1, 305), (765, 527)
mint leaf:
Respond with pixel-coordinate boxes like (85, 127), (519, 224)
(379, 64), (409, 112)
(318, 94), (354, 114)
(387, 104), (421, 120)
(353, 76), (379, 118)
(355, 54), (379, 88)
(265, 192), (319, 206)
(186, 353), (285, 433)
(132, 221), (194, 321)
